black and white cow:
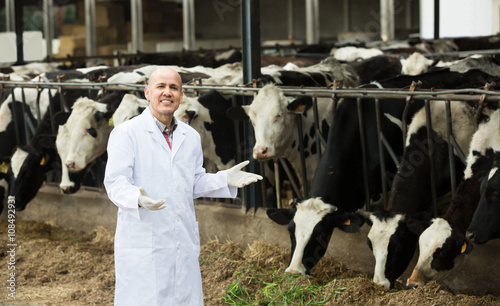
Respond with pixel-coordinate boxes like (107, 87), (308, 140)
(56, 91), (125, 193)
(174, 90), (236, 171)
(230, 84), (335, 190)
(6, 92), (145, 209)
(265, 81), (427, 275)
(467, 155), (500, 244)
(347, 52), (437, 84)
(406, 108), (500, 288)
(0, 84), (91, 213)
(361, 100), (476, 289)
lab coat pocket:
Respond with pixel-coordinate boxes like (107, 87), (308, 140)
(115, 221), (153, 262)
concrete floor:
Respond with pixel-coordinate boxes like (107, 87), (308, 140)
(3, 184), (500, 296)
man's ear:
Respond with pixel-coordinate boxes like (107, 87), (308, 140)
(144, 86), (150, 101)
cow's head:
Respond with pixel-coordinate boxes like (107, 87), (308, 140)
(361, 210), (430, 289)
(112, 93), (148, 126)
(467, 158), (500, 244)
(267, 197), (363, 275)
(8, 144), (57, 210)
(407, 218), (472, 288)
(56, 97), (113, 192)
(236, 84), (312, 161)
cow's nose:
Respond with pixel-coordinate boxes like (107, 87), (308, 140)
(466, 231), (475, 241)
(66, 161), (76, 170)
(253, 146), (268, 159)
(406, 268), (427, 289)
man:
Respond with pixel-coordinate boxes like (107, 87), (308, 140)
(104, 66), (262, 305)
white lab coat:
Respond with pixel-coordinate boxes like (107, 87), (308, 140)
(104, 107), (237, 306)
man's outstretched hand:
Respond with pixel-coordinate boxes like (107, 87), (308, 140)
(226, 160), (263, 188)
(138, 187), (166, 210)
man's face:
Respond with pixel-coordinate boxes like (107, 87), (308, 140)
(145, 68), (183, 121)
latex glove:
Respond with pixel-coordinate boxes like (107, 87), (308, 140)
(138, 187), (166, 210)
(226, 160), (263, 188)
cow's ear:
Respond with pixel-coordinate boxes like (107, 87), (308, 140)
(287, 96), (313, 114)
(103, 111), (113, 120)
(406, 212), (432, 236)
(184, 110), (198, 125)
(54, 111), (71, 125)
(335, 212), (365, 233)
(226, 105), (249, 121)
(459, 238), (474, 254)
(266, 208), (295, 225)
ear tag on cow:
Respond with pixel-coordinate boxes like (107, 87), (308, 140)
(40, 156), (46, 166)
(0, 161), (8, 174)
(343, 219), (351, 226)
(461, 242), (467, 254)
(108, 115), (114, 127)
(293, 104), (304, 113)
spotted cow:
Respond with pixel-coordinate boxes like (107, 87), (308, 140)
(467, 155), (500, 244)
(361, 100), (476, 289)
(406, 108), (500, 288)
(56, 92), (125, 193)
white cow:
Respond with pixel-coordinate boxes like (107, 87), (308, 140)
(240, 84), (335, 189)
(56, 94), (147, 192)
(56, 97), (113, 192)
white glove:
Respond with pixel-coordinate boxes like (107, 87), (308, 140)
(226, 160), (263, 188)
(138, 187), (166, 210)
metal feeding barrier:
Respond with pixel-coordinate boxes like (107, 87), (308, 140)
(1, 79), (500, 213)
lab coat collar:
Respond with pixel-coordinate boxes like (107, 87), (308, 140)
(142, 107), (186, 156)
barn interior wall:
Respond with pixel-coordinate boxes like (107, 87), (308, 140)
(195, 0), (421, 47)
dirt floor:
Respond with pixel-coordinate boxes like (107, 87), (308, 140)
(1, 220), (499, 305)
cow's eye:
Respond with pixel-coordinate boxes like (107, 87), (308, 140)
(274, 113), (282, 122)
(86, 127), (98, 138)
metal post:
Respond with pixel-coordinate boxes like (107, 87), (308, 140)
(183, 0), (195, 50)
(357, 98), (371, 209)
(445, 100), (457, 199)
(406, 0), (413, 29)
(343, 0), (350, 32)
(43, 0), (54, 60)
(305, 0), (319, 44)
(5, 0), (15, 32)
(14, 0), (25, 65)
(375, 98), (388, 209)
(242, 0), (261, 212)
(434, 0), (440, 39)
(380, 0), (395, 41)
(131, 0), (143, 53)
(84, 0), (96, 56)
(287, 0), (294, 40)
(424, 100), (438, 217)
